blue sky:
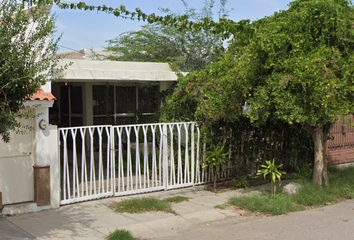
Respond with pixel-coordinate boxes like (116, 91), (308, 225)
(52, 0), (293, 53)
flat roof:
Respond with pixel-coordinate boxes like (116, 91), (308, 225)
(55, 59), (179, 82)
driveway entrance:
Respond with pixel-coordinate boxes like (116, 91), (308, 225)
(59, 122), (203, 205)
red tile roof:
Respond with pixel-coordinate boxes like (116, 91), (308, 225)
(29, 88), (56, 101)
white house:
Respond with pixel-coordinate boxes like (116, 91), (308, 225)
(51, 54), (179, 128)
(0, 45), (181, 213)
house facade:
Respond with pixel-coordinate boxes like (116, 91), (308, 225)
(51, 56), (179, 128)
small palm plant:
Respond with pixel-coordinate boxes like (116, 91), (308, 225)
(202, 145), (230, 192)
(257, 159), (286, 198)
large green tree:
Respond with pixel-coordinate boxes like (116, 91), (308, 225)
(104, 0), (227, 72)
(0, 0), (61, 142)
(164, 0), (354, 186)
(241, 0), (354, 186)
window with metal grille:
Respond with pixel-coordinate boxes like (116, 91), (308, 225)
(92, 83), (159, 125)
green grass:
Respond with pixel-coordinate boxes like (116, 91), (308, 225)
(228, 166), (354, 215)
(109, 196), (189, 215)
(107, 230), (139, 240)
(229, 193), (305, 215)
(214, 203), (229, 209)
(163, 196), (189, 204)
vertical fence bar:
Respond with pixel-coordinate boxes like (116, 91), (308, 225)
(105, 127), (111, 194)
(158, 125), (163, 187)
(88, 128), (96, 195)
(133, 126), (141, 190)
(168, 124), (175, 186)
(118, 127), (125, 192)
(184, 123), (190, 184)
(196, 126), (201, 183)
(176, 125), (182, 184)
(191, 123), (195, 185)
(79, 128), (88, 197)
(97, 128), (103, 194)
(151, 125), (158, 188)
(126, 127), (134, 191)
(143, 126), (150, 188)
(70, 129), (79, 198)
(163, 124), (168, 190)
(61, 130), (69, 200)
(110, 126), (116, 195)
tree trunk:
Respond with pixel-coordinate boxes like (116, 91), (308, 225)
(302, 123), (331, 186)
(312, 128), (325, 186)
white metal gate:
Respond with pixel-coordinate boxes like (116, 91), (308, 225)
(59, 122), (203, 205)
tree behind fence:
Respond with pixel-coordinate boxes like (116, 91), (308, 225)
(203, 118), (314, 179)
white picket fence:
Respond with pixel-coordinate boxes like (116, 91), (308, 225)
(59, 122), (204, 205)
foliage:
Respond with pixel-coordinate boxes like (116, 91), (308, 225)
(0, 0), (61, 142)
(109, 196), (188, 215)
(257, 159), (286, 198)
(285, 164), (313, 180)
(163, 196), (189, 204)
(237, 0), (354, 186)
(202, 145), (230, 192)
(239, 0), (354, 127)
(203, 145), (230, 170)
(214, 203), (229, 210)
(162, 101), (314, 177)
(161, 53), (247, 123)
(232, 176), (249, 188)
(163, 0), (354, 186)
(53, 0), (243, 40)
(107, 230), (140, 240)
(229, 193), (305, 216)
(257, 160), (286, 185)
(229, 167), (354, 215)
(104, 0), (226, 72)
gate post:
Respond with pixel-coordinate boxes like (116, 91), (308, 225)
(162, 124), (168, 190)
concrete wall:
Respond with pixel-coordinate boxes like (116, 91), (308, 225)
(1, 103), (60, 215)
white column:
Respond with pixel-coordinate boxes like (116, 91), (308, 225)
(48, 125), (60, 208)
(35, 106), (51, 165)
(32, 101), (60, 208)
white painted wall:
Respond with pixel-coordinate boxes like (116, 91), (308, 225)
(33, 106), (60, 208)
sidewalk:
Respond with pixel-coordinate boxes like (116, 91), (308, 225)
(0, 184), (265, 240)
(1, 181), (353, 240)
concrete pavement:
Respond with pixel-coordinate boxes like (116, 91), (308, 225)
(165, 199), (354, 240)
(1, 182), (354, 240)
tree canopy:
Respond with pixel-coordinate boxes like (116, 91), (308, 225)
(0, 0), (61, 142)
(164, 0), (354, 186)
(104, 0), (227, 72)
(242, 0), (354, 186)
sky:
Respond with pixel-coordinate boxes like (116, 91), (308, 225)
(51, 0), (294, 53)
